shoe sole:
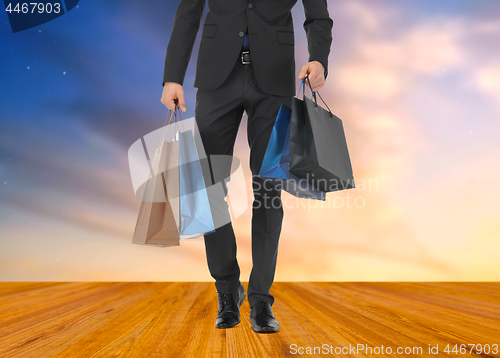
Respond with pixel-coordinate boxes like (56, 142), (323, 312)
(253, 328), (280, 333)
(215, 285), (246, 329)
(250, 322), (280, 333)
(216, 320), (240, 329)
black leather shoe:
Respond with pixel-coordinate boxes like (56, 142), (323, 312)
(215, 282), (246, 329)
(249, 300), (280, 333)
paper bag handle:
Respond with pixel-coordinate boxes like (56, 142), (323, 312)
(299, 75), (333, 118)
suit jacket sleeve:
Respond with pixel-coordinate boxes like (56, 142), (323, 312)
(162, 0), (206, 87)
(301, 0), (333, 80)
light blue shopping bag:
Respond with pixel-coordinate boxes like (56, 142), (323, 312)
(178, 129), (216, 235)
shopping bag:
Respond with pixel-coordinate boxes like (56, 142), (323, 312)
(289, 76), (355, 192)
(178, 128), (216, 236)
(129, 107), (242, 246)
(259, 103), (326, 200)
(260, 104), (292, 179)
(132, 138), (180, 247)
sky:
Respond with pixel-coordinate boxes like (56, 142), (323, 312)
(1, 0), (500, 282)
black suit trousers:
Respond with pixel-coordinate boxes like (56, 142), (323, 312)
(195, 54), (293, 308)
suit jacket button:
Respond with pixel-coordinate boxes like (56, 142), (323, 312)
(239, 31), (244, 37)
(248, 3), (253, 8)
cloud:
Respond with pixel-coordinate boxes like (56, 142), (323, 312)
(364, 33), (460, 74)
(341, 0), (386, 32)
(476, 63), (500, 102)
(337, 64), (401, 99)
(472, 19), (500, 35)
(351, 17), (464, 78)
(333, 5), (466, 102)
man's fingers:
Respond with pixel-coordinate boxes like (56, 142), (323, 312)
(172, 88), (185, 112)
(162, 98), (173, 111)
(161, 92), (175, 111)
(298, 64), (309, 80)
(169, 100), (177, 112)
(177, 95), (186, 112)
(161, 82), (186, 112)
(305, 75), (319, 91)
(163, 96), (185, 112)
(166, 96), (177, 112)
(306, 74), (324, 92)
(299, 63), (326, 89)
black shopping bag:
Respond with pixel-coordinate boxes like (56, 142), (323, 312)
(289, 76), (355, 192)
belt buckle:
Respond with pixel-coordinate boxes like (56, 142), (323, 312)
(241, 51), (250, 64)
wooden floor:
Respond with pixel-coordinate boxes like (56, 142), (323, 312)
(0, 282), (499, 358)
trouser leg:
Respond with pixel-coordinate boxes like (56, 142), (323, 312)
(247, 175), (284, 307)
(195, 59), (245, 298)
(242, 61), (293, 308)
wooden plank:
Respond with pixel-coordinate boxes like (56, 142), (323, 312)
(0, 283), (499, 357)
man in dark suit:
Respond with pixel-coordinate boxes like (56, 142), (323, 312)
(161, 0), (332, 333)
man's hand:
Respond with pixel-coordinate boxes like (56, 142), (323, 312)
(298, 61), (325, 92)
(161, 82), (186, 112)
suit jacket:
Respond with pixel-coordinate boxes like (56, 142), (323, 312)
(162, 0), (333, 97)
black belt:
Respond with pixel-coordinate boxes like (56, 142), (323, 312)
(241, 50), (251, 64)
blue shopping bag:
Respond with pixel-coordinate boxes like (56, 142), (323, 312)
(259, 103), (326, 201)
(260, 104), (292, 179)
(178, 129), (216, 235)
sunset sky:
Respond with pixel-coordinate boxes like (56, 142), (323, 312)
(1, 0), (499, 282)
